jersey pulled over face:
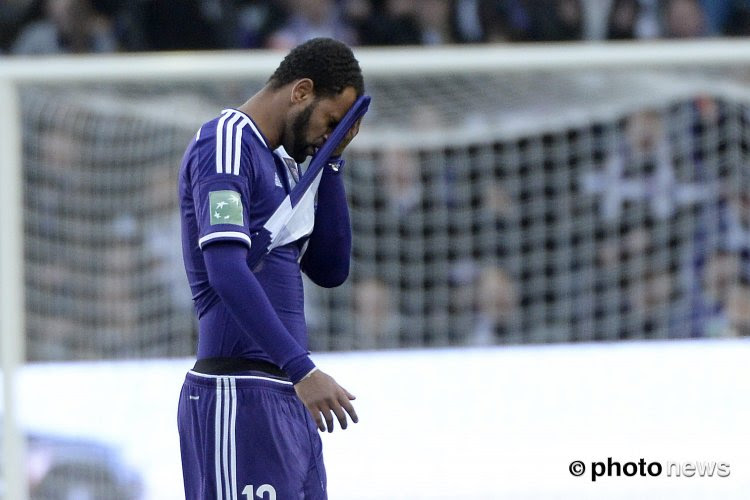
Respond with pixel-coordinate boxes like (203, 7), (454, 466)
(286, 86), (358, 163)
(178, 108), (309, 360)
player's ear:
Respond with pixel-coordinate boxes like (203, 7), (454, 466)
(291, 79), (314, 105)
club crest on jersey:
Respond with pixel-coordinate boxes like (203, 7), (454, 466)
(209, 190), (243, 226)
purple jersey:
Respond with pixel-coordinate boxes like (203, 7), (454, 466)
(178, 109), (309, 362)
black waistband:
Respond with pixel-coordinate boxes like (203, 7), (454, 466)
(192, 357), (287, 378)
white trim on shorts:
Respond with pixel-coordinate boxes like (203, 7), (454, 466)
(188, 369), (294, 386)
(214, 376), (239, 500)
(190, 368), (295, 498)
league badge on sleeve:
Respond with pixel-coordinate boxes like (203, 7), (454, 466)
(209, 190), (244, 226)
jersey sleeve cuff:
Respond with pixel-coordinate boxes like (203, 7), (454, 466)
(285, 355), (317, 384)
(198, 231), (252, 250)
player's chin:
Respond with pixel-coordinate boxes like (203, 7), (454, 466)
(293, 152), (310, 163)
(294, 145), (317, 163)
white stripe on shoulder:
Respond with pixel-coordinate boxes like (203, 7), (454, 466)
(244, 117), (267, 148)
(198, 232), (252, 249)
(223, 113), (242, 175)
(215, 112), (230, 174)
(223, 108), (267, 149)
(233, 119), (243, 176)
(216, 110), (252, 176)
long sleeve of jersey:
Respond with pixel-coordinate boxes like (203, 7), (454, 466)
(301, 167), (352, 287)
(203, 241), (316, 383)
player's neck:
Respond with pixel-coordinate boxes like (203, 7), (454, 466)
(238, 88), (285, 151)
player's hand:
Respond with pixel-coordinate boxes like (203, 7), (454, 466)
(331, 117), (362, 158)
(294, 369), (358, 433)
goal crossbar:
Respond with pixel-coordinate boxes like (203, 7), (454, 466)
(2, 40), (750, 83)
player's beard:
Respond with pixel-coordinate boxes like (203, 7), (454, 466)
(288, 100), (318, 163)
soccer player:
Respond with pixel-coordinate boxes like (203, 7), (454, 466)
(177, 38), (364, 499)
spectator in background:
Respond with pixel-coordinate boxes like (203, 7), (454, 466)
(474, 0), (514, 42)
(95, 222), (143, 354)
(695, 250), (743, 336)
(583, 109), (710, 222)
(623, 0), (661, 39)
(496, 0), (584, 42)
(380, 147), (423, 215)
(448, 259), (479, 342)
(624, 261), (681, 338)
(352, 276), (399, 348)
(267, 0), (356, 49)
(606, 0), (641, 39)
(345, 0), (422, 46)
(469, 265), (520, 345)
(583, 110), (674, 221)
(605, 0), (708, 40)
(720, 189), (750, 260)
(498, 0), (536, 41)
(726, 280), (750, 336)
(721, 0), (750, 35)
(12, 0), (117, 55)
(414, 0), (455, 44)
(235, 0), (289, 48)
(690, 167), (750, 336)
(348, 0), (506, 46)
(536, 0), (585, 41)
(698, 0), (750, 36)
(0, 0), (39, 53)
(117, 0), (223, 51)
(436, 0), (515, 43)
(661, 0), (707, 38)
(452, 0), (488, 43)
(593, 223), (647, 338)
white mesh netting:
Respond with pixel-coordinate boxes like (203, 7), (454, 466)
(20, 66), (750, 360)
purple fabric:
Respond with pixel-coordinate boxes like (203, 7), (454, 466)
(301, 167), (352, 288)
(179, 109), (320, 383)
(203, 241), (315, 383)
(178, 371), (327, 499)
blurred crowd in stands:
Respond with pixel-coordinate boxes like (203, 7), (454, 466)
(3, 0), (750, 56)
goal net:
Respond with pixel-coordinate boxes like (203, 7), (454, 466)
(9, 44), (750, 364)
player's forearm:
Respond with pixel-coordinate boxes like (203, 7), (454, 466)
(203, 241), (315, 383)
(301, 168), (352, 287)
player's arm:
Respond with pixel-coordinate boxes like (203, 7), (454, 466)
(300, 117), (362, 287)
(203, 240), (315, 382)
(204, 241), (358, 432)
(300, 164), (352, 287)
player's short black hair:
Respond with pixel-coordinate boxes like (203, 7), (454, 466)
(268, 38), (364, 98)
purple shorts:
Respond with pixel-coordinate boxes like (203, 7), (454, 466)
(177, 370), (327, 499)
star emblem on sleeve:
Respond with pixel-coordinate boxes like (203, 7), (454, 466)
(209, 190), (244, 226)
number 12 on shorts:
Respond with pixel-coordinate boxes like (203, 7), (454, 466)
(242, 484), (276, 500)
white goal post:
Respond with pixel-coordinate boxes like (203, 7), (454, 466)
(2, 40), (750, 499)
